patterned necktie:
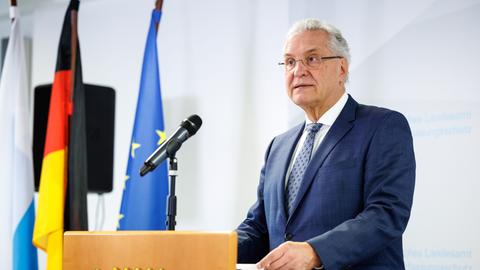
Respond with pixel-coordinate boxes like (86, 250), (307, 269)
(285, 123), (322, 217)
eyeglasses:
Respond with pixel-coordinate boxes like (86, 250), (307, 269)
(278, 55), (343, 71)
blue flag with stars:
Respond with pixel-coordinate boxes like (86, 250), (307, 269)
(118, 9), (168, 230)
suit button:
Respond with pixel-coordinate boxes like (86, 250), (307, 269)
(284, 233), (293, 241)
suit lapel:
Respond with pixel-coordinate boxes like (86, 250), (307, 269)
(271, 123), (304, 223)
(287, 96), (358, 223)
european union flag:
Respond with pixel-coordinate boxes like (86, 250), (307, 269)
(118, 9), (168, 230)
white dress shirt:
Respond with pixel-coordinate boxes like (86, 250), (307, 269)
(285, 92), (349, 186)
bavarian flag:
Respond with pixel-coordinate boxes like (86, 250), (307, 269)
(33, 1), (89, 269)
(118, 9), (169, 230)
(0, 5), (38, 270)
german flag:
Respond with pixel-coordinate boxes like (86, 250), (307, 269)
(33, 1), (88, 269)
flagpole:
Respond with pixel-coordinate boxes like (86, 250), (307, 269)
(10, 0), (17, 22)
(67, 1), (78, 182)
(70, 5), (78, 109)
(154, 0), (178, 230)
(66, 3), (78, 209)
(155, 0), (163, 32)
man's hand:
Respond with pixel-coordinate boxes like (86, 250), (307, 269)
(256, 241), (322, 270)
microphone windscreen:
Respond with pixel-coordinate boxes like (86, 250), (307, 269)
(182, 114), (202, 135)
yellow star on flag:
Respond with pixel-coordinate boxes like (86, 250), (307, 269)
(156, 130), (166, 145)
(122, 175), (130, 190)
(117, 214), (124, 229)
(131, 142), (141, 158)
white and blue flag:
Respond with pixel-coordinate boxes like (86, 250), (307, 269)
(0, 6), (39, 270)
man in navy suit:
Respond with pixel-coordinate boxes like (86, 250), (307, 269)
(236, 19), (415, 270)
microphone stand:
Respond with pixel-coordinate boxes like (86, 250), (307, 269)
(166, 156), (177, 230)
(166, 140), (181, 231)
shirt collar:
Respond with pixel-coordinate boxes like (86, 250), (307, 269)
(305, 92), (349, 127)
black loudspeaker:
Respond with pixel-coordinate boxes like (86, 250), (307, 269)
(33, 84), (115, 194)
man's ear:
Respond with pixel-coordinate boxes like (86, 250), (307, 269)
(339, 58), (349, 84)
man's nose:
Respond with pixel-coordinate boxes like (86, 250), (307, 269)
(292, 60), (308, 76)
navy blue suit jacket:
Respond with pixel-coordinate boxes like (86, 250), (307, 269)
(237, 95), (416, 269)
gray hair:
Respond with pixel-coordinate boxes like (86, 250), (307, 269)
(287, 19), (351, 65)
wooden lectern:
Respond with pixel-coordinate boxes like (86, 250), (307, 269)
(63, 231), (237, 270)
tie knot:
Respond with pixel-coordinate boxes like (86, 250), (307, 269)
(306, 123), (322, 134)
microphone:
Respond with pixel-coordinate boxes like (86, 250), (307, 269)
(140, 114), (202, 176)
